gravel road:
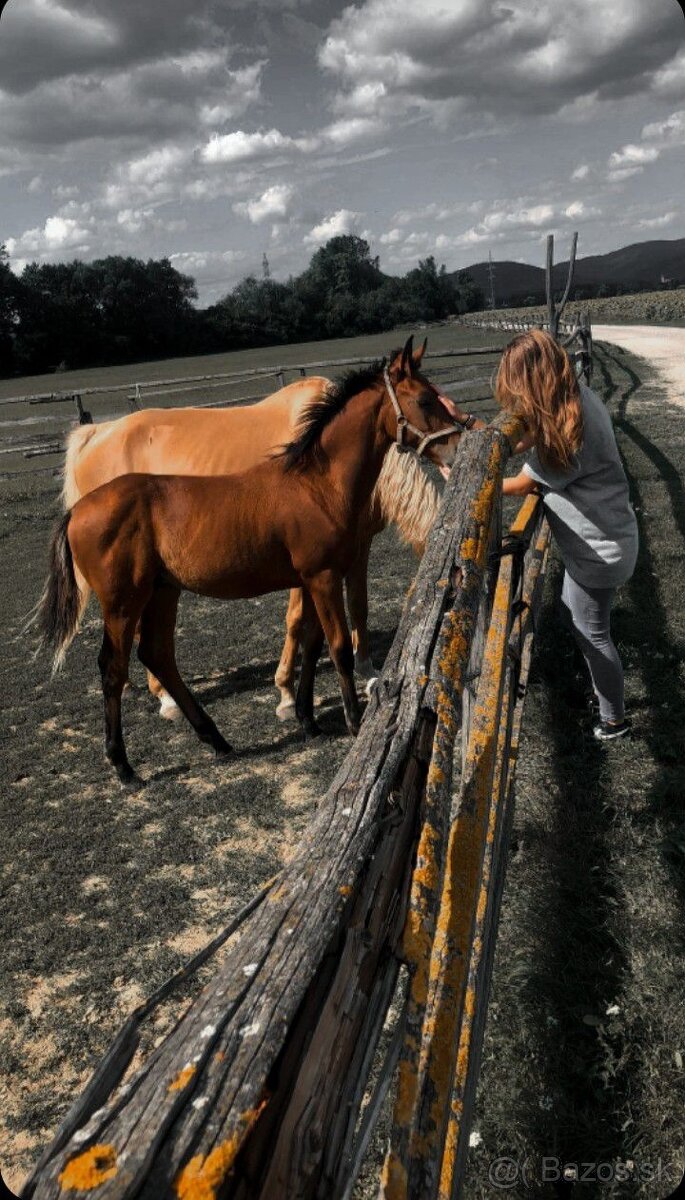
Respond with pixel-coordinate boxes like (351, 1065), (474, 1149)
(594, 324), (685, 408)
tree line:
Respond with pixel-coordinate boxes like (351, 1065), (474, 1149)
(0, 236), (483, 378)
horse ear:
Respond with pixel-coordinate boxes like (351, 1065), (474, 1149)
(401, 335), (414, 376)
(413, 336), (428, 367)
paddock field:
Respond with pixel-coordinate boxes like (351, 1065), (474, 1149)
(1, 329), (684, 1196)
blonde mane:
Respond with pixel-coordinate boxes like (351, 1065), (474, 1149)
(371, 445), (441, 555)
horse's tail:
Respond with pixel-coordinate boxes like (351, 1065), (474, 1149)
(372, 445), (441, 556)
(31, 511), (90, 673)
(62, 423), (100, 510)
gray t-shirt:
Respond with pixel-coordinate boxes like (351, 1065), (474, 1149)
(522, 382), (638, 588)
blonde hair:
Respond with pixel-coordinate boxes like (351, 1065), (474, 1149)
(495, 328), (583, 472)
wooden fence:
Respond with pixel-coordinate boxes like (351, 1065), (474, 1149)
(0, 343), (505, 478)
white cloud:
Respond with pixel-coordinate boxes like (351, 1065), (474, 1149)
(304, 209), (361, 245)
(198, 63), (266, 127)
(379, 228), (402, 245)
(7, 214), (92, 259)
(607, 166), (644, 183)
(201, 128), (318, 165)
(636, 211), (678, 229)
(651, 49), (685, 100)
(571, 163), (590, 180)
(127, 144), (190, 185)
(321, 116), (384, 146)
(609, 144), (660, 168)
(607, 109), (685, 181)
(233, 183), (294, 224)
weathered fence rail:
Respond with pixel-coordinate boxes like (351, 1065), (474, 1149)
(0, 343), (506, 474)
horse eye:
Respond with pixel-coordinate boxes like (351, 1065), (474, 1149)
(417, 393), (433, 410)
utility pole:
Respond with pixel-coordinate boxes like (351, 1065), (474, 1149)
(487, 251), (496, 310)
(262, 252), (271, 280)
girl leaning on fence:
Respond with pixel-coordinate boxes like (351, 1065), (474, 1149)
(493, 328), (638, 741)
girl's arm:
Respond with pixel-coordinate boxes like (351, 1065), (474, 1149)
(502, 471), (539, 497)
(512, 429), (535, 454)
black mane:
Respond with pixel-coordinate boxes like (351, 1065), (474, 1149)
(279, 356), (394, 472)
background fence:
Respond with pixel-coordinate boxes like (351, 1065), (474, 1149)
(0, 341), (504, 480)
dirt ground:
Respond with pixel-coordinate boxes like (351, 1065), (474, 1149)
(1, 333), (684, 1197)
(593, 325), (685, 412)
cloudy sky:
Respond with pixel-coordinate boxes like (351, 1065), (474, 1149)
(1, 0), (684, 304)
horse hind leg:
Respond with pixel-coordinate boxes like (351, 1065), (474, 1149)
(137, 585), (232, 758)
(344, 535), (379, 692)
(98, 613), (141, 788)
(274, 588), (304, 722)
(295, 590), (325, 739)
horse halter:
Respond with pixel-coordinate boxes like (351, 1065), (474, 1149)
(382, 367), (473, 458)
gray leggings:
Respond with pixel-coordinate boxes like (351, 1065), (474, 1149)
(561, 572), (625, 723)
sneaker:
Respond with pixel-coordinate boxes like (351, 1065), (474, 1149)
(593, 719), (631, 741)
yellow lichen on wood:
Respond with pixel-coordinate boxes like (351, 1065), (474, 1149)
(59, 1144), (117, 1192)
(339, 885), (352, 897)
(175, 1101), (267, 1200)
(168, 1064), (197, 1092)
(380, 1150), (409, 1200)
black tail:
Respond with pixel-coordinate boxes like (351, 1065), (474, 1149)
(35, 510), (83, 671)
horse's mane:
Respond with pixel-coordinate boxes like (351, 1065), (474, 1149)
(280, 355), (399, 472)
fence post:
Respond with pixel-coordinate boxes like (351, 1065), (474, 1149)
(73, 394), (93, 425)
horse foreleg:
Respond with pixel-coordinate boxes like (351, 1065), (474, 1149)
(137, 586), (232, 758)
(295, 590), (325, 739)
(307, 571), (361, 736)
(274, 588), (304, 722)
(98, 614), (140, 788)
(344, 536), (378, 686)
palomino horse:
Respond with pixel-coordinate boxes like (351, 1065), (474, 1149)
(62, 376), (443, 720)
(37, 339), (463, 786)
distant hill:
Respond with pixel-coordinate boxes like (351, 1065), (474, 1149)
(452, 238), (685, 306)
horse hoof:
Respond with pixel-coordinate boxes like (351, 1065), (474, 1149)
(159, 695), (181, 721)
(303, 721), (323, 740)
(214, 740), (234, 759)
(276, 698), (297, 724)
(119, 770), (144, 792)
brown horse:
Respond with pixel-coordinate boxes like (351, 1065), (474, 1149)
(36, 339), (462, 787)
(62, 377), (442, 720)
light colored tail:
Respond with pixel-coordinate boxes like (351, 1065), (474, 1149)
(372, 445), (441, 555)
(62, 423), (100, 510)
(32, 511), (90, 672)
